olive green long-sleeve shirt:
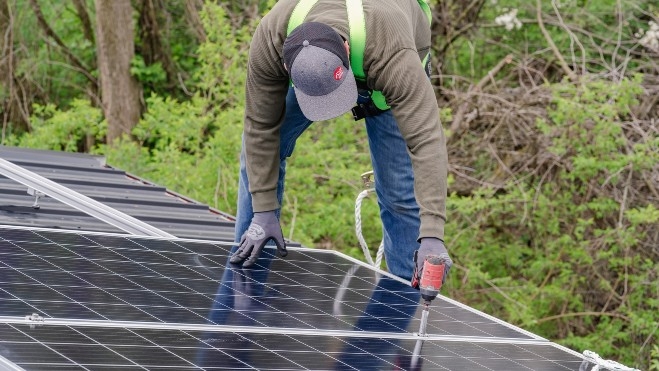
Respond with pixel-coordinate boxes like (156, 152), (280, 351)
(243, 0), (448, 240)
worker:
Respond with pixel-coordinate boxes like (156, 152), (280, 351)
(229, 0), (452, 287)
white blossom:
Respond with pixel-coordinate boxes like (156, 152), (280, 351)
(637, 21), (659, 51)
(495, 8), (522, 31)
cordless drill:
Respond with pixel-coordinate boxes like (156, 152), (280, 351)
(412, 254), (448, 336)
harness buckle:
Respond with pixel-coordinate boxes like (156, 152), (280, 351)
(351, 105), (367, 121)
(351, 101), (388, 121)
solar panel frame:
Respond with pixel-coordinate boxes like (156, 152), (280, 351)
(0, 353), (23, 371)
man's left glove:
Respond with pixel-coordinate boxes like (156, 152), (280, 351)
(412, 237), (452, 288)
(229, 211), (287, 268)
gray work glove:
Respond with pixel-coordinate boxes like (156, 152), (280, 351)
(413, 237), (452, 287)
(229, 211), (287, 268)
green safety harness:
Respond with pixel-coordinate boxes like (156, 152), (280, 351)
(287, 0), (432, 120)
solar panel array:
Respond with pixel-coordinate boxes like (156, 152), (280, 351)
(0, 226), (597, 370)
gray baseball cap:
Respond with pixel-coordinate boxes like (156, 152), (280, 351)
(283, 22), (357, 121)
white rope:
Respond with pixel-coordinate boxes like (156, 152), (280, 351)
(581, 350), (640, 371)
(374, 240), (385, 269)
(354, 188), (385, 269)
(355, 189), (375, 266)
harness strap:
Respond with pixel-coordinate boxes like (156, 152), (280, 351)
(418, 0), (432, 25)
(346, 0), (365, 80)
(345, 0), (389, 111)
(418, 0), (432, 70)
(287, 0), (318, 35)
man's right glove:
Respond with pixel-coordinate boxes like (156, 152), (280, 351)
(411, 237), (452, 288)
(229, 211), (287, 268)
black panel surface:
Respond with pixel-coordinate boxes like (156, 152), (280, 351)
(0, 324), (595, 371)
(0, 228), (535, 339)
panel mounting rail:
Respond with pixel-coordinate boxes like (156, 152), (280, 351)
(0, 157), (175, 238)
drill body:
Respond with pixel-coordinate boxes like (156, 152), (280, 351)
(418, 255), (446, 304)
(412, 254), (447, 303)
(412, 254), (449, 336)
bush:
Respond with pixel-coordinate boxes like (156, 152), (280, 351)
(4, 99), (105, 152)
(445, 75), (658, 367)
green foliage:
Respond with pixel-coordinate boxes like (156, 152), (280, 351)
(100, 93), (243, 211)
(223, 0), (275, 19)
(130, 1), (205, 99)
(131, 56), (167, 86)
(651, 345), (659, 371)
(11, 1), (96, 107)
(446, 76), (657, 368)
(104, 2), (250, 212)
(195, 3), (252, 114)
(4, 0), (205, 134)
(4, 99), (105, 151)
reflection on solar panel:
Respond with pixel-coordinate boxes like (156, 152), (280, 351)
(0, 226), (596, 370)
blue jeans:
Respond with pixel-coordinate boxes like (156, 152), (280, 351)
(235, 87), (420, 281)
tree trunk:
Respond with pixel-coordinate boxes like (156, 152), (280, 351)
(30, 0), (96, 86)
(71, 0), (94, 44)
(138, 0), (177, 88)
(0, 0), (16, 139)
(95, 0), (141, 145)
(0, 0), (31, 136)
(185, 0), (205, 43)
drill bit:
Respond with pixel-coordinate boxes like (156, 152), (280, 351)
(418, 300), (431, 336)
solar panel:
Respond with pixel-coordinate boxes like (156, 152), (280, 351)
(0, 226), (597, 370)
(0, 322), (596, 371)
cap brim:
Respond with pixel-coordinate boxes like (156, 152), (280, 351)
(294, 68), (357, 122)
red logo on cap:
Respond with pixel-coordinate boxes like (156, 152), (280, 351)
(334, 66), (344, 80)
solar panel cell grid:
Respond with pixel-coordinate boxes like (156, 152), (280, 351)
(0, 324), (596, 371)
(0, 227), (596, 370)
(1, 230), (529, 338)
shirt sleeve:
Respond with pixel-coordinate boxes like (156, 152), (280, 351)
(370, 47), (448, 240)
(243, 19), (290, 212)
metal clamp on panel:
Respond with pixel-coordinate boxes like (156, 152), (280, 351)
(24, 313), (44, 322)
(24, 313), (45, 329)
